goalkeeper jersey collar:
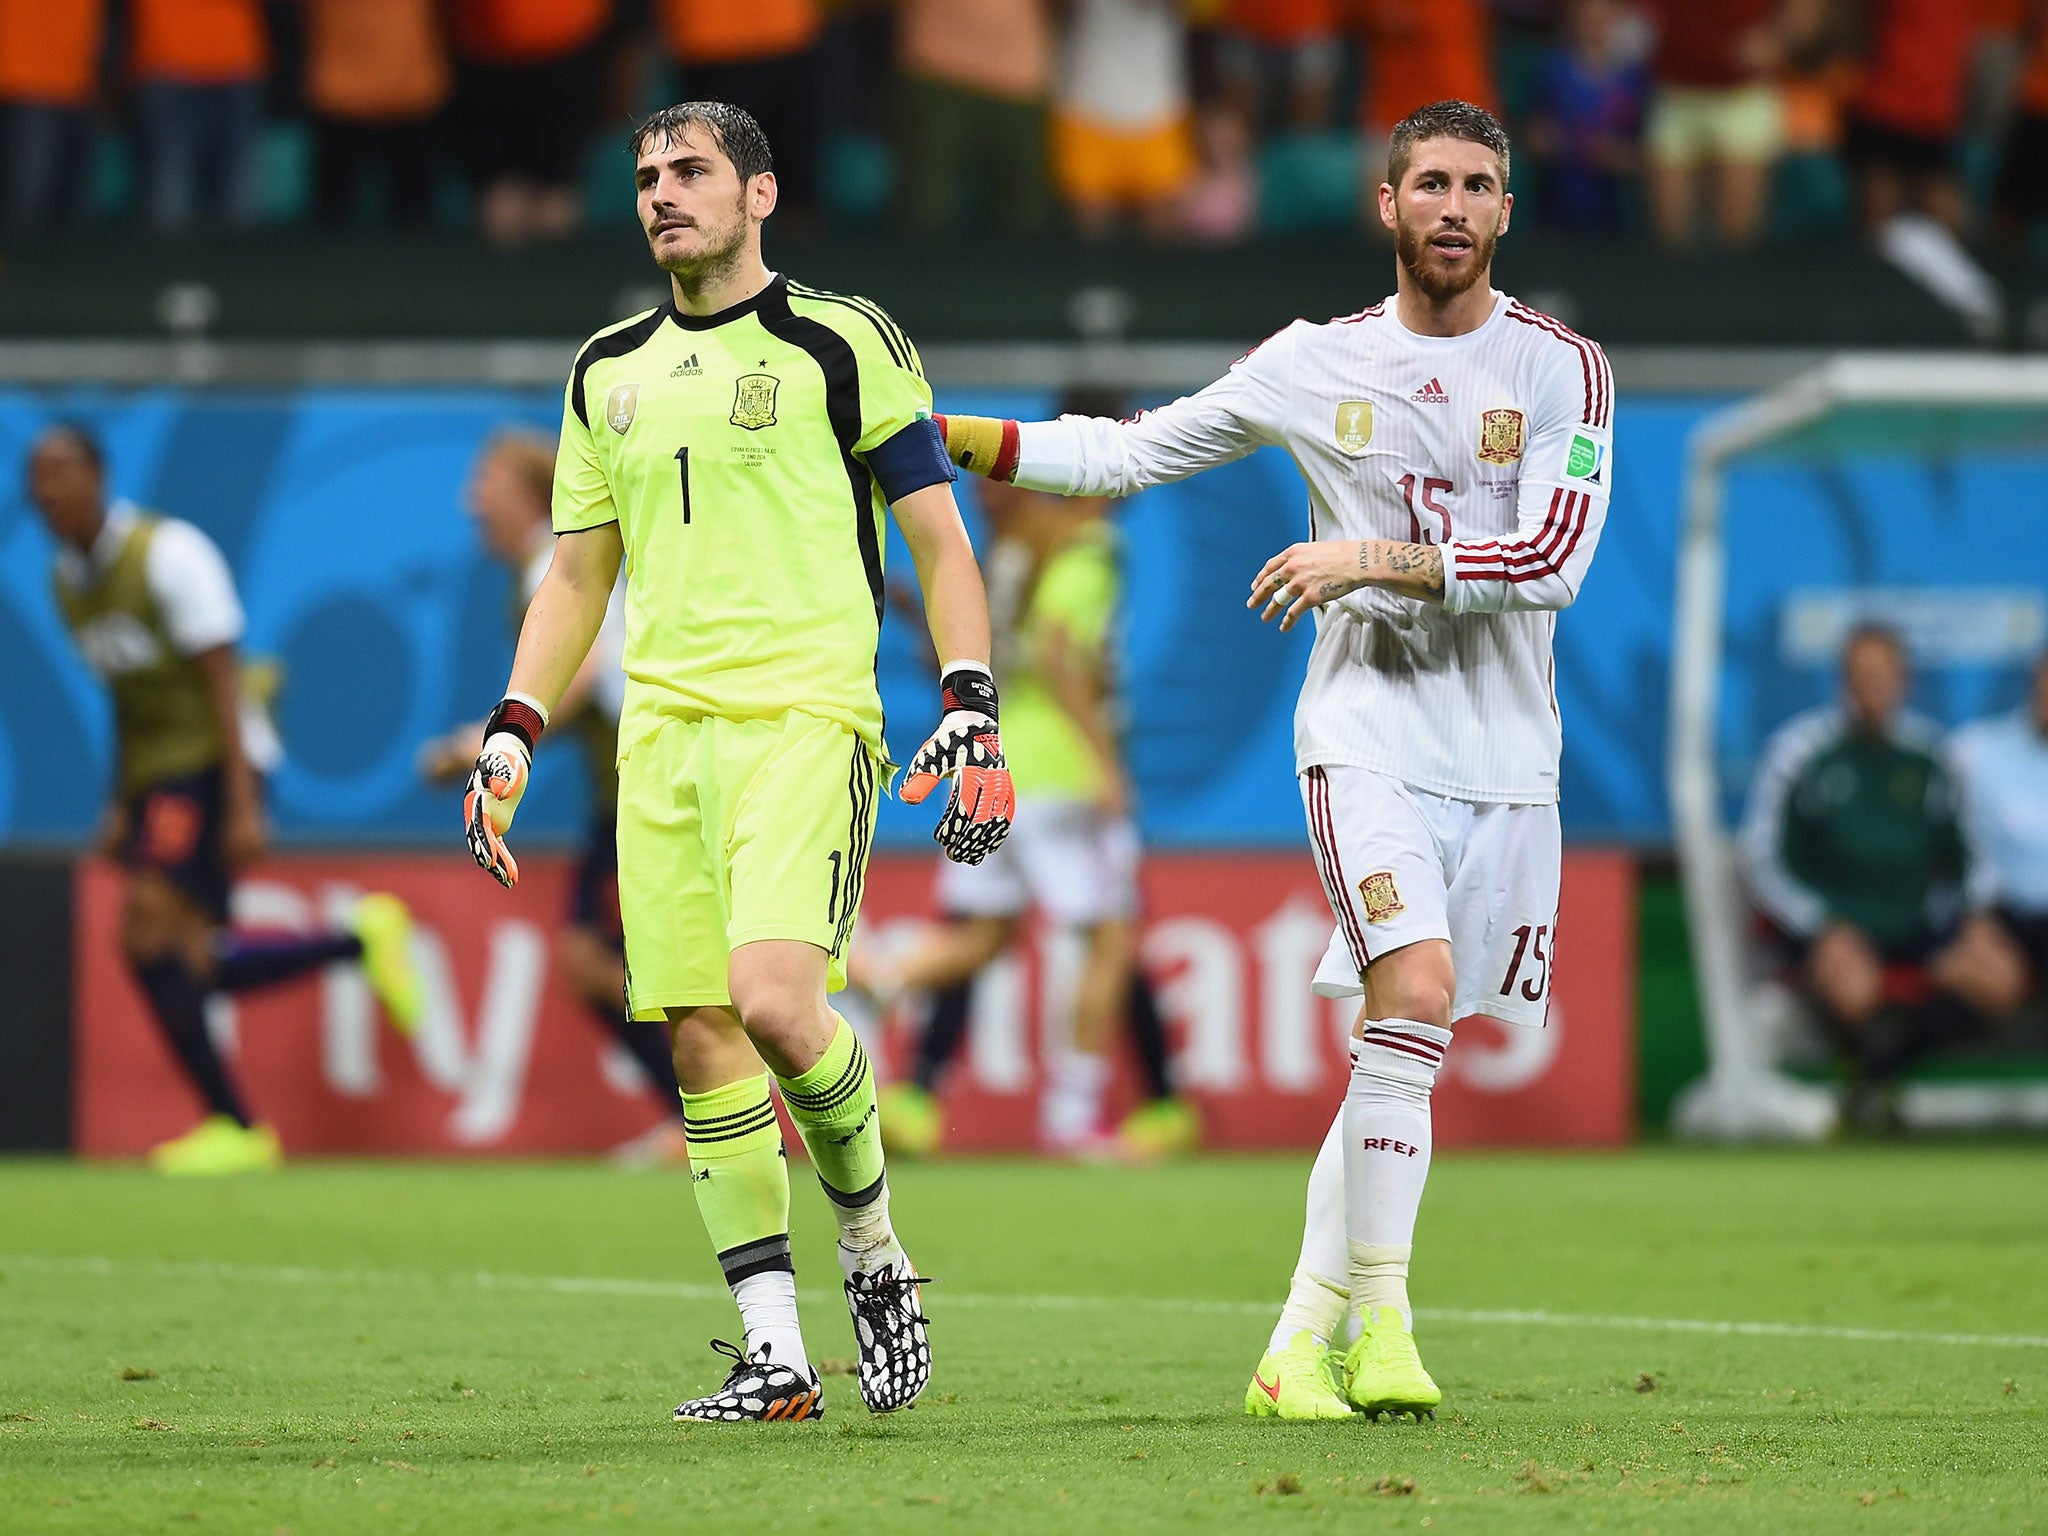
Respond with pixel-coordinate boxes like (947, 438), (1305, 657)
(666, 272), (786, 331)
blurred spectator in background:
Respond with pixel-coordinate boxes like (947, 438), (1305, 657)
(449, 0), (612, 244)
(132, 0), (270, 232)
(1993, 0), (2048, 238)
(658, 0), (822, 225)
(897, 0), (1053, 235)
(1213, 0), (1344, 132)
(1524, 0), (1650, 232)
(1639, 0), (1820, 247)
(1177, 97), (1259, 242)
(1845, 0), (2004, 337)
(0, 0), (103, 235)
(300, 0), (452, 228)
(1741, 624), (2027, 1121)
(1841, 0), (1974, 233)
(1053, 0), (1196, 239)
(1355, 0), (1496, 192)
(1950, 650), (2048, 1016)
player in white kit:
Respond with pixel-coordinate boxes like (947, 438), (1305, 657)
(931, 100), (1613, 1420)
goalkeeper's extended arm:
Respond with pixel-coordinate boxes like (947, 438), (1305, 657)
(889, 481), (1015, 864)
(463, 523), (623, 886)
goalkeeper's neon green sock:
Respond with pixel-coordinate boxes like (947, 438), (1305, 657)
(682, 1073), (805, 1367)
(777, 1015), (894, 1259)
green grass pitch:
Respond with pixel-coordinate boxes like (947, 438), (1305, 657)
(2, 1146), (2043, 1534)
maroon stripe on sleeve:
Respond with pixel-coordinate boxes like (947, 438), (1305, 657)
(1507, 304), (1609, 426)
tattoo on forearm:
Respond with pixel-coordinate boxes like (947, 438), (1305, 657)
(1359, 540), (1446, 597)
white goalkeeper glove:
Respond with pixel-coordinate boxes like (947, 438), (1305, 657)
(900, 661), (1015, 865)
(463, 694), (547, 888)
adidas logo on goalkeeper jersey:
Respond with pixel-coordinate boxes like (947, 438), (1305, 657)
(672, 355), (702, 377)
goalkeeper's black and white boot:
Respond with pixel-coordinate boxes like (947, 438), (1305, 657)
(672, 1339), (823, 1423)
(843, 1254), (934, 1413)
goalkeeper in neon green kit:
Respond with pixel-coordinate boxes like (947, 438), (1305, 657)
(460, 102), (1013, 1423)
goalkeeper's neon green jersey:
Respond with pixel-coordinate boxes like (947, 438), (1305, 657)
(552, 274), (932, 757)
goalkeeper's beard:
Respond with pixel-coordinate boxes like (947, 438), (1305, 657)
(651, 191), (751, 289)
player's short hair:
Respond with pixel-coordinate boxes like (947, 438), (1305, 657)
(37, 420), (104, 473)
(1386, 100), (1512, 191)
(630, 102), (773, 182)
(484, 429), (556, 514)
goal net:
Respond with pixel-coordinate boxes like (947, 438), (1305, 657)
(1669, 355), (2048, 1140)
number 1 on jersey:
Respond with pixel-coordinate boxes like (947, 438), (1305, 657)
(674, 445), (692, 524)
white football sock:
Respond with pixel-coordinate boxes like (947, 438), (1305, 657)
(1341, 1020), (1451, 1329)
(732, 1271), (807, 1371)
(1039, 1046), (1112, 1147)
(1268, 1109), (1349, 1351)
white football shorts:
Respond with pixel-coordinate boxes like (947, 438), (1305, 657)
(934, 797), (1140, 927)
(1301, 763), (1562, 1029)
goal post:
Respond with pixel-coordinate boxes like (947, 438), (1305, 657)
(1668, 355), (2048, 1140)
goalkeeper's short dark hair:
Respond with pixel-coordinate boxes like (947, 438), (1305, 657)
(630, 102), (773, 181)
(1386, 100), (1511, 191)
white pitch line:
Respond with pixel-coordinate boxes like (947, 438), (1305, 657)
(4, 1253), (2045, 1351)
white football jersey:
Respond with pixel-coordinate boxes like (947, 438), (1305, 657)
(1012, 290), (1614, 803)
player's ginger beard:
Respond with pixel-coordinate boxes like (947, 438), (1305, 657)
(1392, 208), (1500, 305)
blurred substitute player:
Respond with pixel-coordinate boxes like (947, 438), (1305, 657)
(935, 100), (1613, 1421)
(459, 103), (1013, 1424)
(863, 455), (1199, 1159)
(418, 429), (690, 1168)
(30, 424), (424, 1175)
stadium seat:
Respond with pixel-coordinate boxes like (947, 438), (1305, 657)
(1257, 133), (1360, 233)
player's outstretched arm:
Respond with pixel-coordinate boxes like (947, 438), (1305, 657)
(890, 481), (1015, 865)
(462, 523), (623, 887)
(934, 323), (1301, 498)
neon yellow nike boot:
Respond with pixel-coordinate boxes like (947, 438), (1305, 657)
(1343, 1305), (1441, 1421)
(149, 1115), (283, 1176)
(351, 892), (423, 1036)
(1244, 1329), (1354, 1420)
(1117, 1095), (1202, 1161)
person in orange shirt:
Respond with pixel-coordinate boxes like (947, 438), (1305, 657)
(1355, 0), (1496, 197)
(1213, 0), (1344, 132)
(448, 0), (614, 243)
(658, 0), (822, 222)
(1842, 0), (1983, 233)
(0, 0), (105, 234)
(301, 0), (453, 227)
(128, 0), (269, 232)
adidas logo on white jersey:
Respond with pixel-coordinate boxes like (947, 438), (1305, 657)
(1410, 377), (1449, 403)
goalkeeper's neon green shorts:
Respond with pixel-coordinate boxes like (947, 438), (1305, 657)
(615, 712), (881, 1017)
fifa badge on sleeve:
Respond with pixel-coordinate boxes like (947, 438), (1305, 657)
(606, 383), (640, 435)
